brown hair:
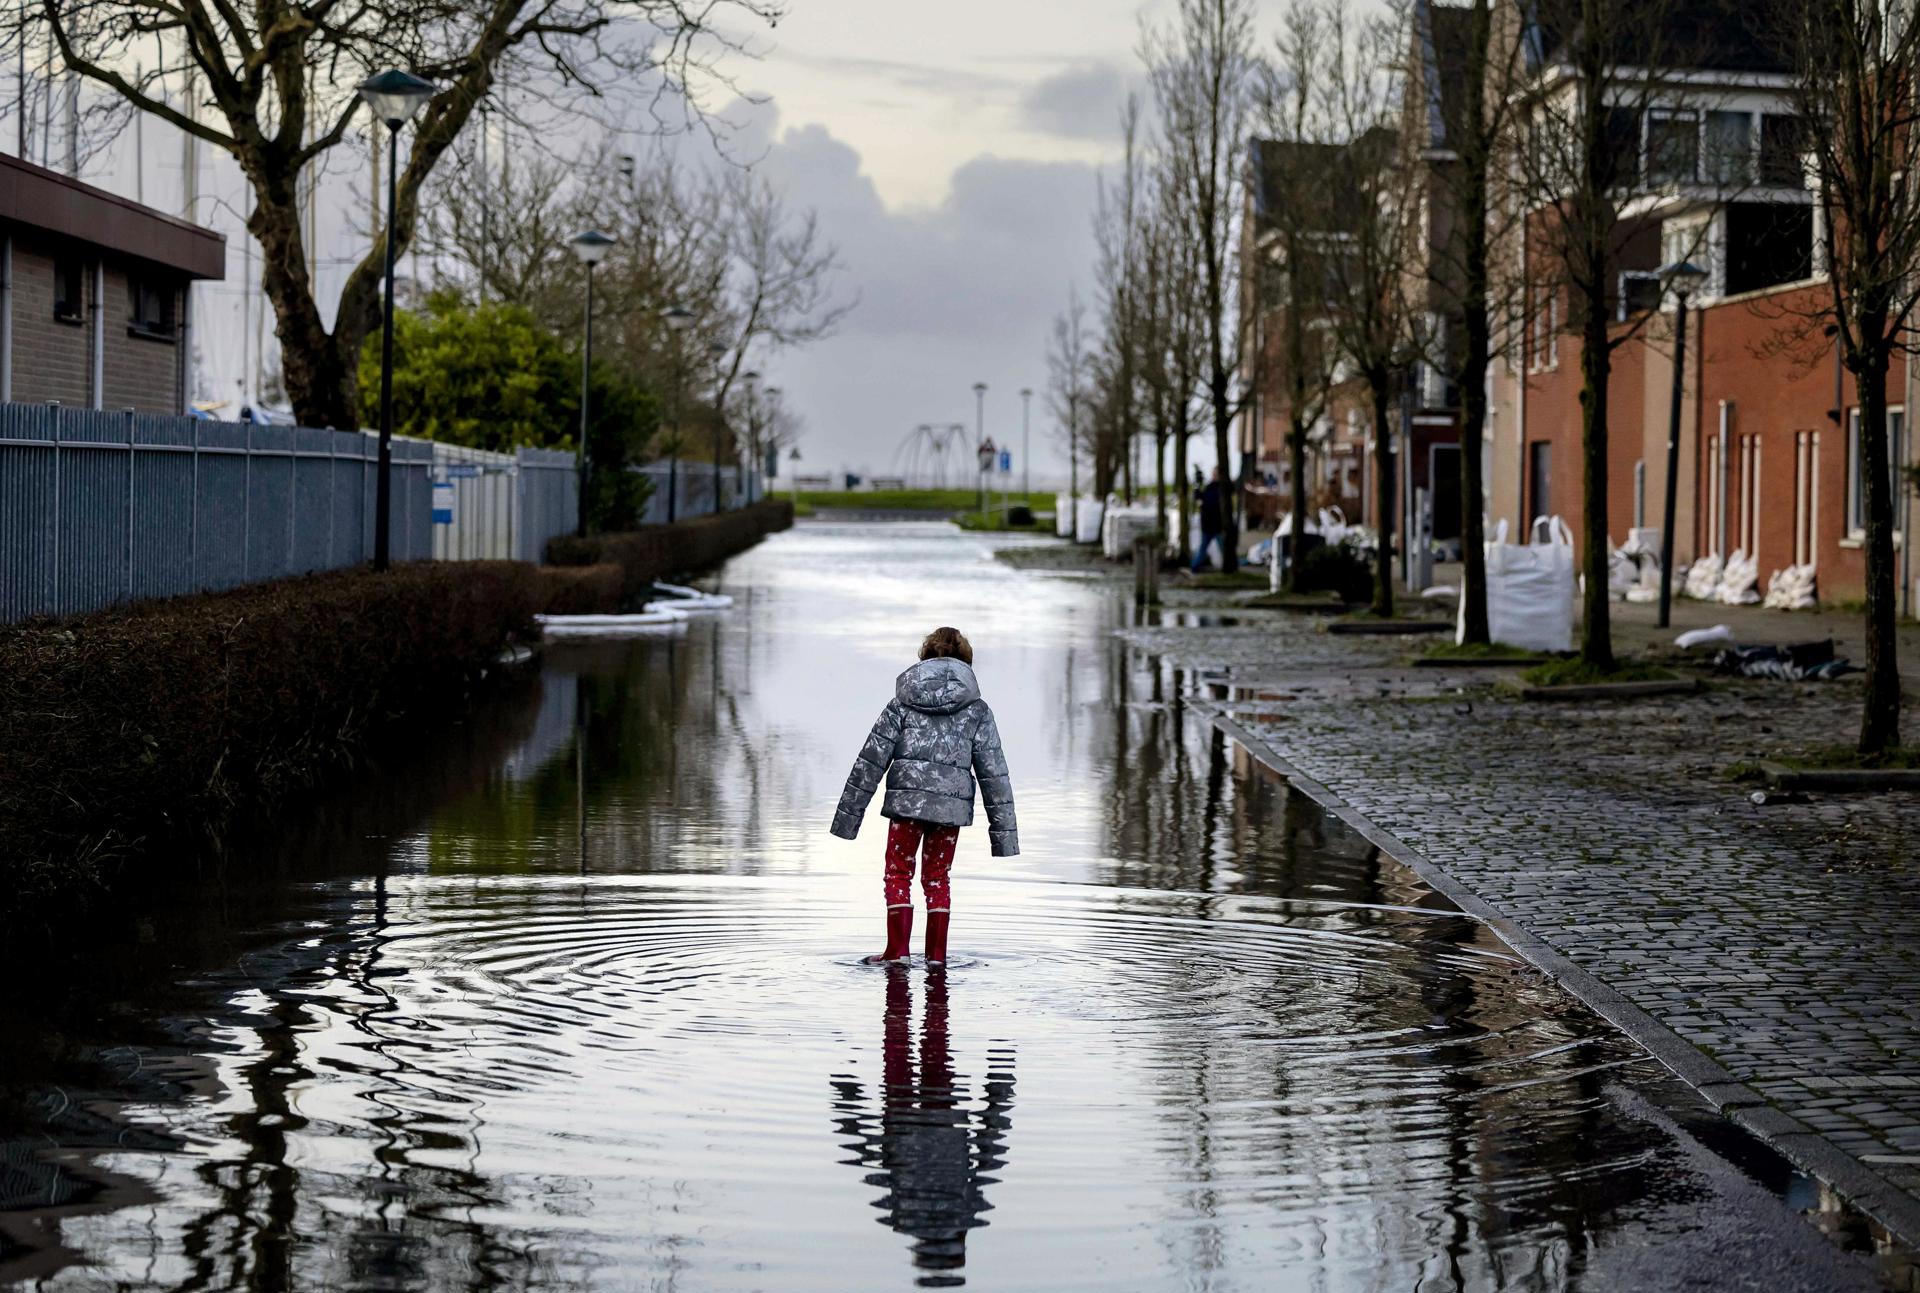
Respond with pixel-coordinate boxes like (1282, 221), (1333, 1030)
(918, 626), (973, 665)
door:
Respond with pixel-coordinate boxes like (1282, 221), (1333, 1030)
(1527, 441), (1553, 531)
(1429, 443), (1462, 545)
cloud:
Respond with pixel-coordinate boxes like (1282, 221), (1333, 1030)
(1017, 62), (1132, 141)
(748, 119), (1101, 480)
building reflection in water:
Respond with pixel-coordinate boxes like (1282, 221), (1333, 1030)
(829, 968), (1015, 1287)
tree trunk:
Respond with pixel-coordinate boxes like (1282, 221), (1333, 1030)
(1578, 295), (1614, 671)
(1852, 339), (1903, 752)
(1154, 430), (1168, 542)
(1458, 303), (1491, 643)
(1212, 370), (1238, 571)
(250, 178), (363, 429)
(1370, 381), (1396, 617)
(1286, 418), (1310, 594)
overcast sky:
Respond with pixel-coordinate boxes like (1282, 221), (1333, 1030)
(713, 0), (1200, 488)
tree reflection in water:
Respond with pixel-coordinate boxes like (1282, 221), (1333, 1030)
(829, 968), (1015, 1287)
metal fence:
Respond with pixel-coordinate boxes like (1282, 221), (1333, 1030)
(1, 401), (431, 623)
(635, 461), (751, 526)
(430, 442), (579, 564)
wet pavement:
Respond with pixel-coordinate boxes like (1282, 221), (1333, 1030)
(0, 522), (1898, 1290)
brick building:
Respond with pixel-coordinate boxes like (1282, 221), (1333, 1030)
(0, 153), (225, 413)
(1240, 0), (1471, 552)
(1485, 0), (1911, 603)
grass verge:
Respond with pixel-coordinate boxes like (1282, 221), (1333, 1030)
(796, 489), (1056, 513)
(1520, 658), (1679, 687)
(1770, 744), (1920, 771)
(1421, 640), (1543, 660)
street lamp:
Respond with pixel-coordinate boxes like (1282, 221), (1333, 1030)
(972, 381), (988, 515)
(569, 229), (615, 537)
(1655, 260), (1708, 628)
(357, 69), (436, 572)
(1019, 386), (1033, 500)
(662, 305), (696, 522)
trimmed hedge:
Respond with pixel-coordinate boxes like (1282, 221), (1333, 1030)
(546, 499), (794, 605)
(535, 562), (625, 615)
(0, 561), (544, 933)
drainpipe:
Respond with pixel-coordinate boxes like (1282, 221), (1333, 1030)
(1905, 348), (1915, 620)
(90, 259), (104, 409)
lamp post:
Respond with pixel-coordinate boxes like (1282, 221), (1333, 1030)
(662, 305), (695, 522)
(972, 381), (988, 516)
(356, 69), (436, 572)
(569, 230), (615, 537)
(1019, 386), (1033, 501)
(1655, 260), (1707, 628)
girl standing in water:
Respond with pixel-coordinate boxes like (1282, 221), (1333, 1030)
(830, 627), (1019, 966)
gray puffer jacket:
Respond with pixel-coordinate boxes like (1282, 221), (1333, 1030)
(830, 658), (1019, 856)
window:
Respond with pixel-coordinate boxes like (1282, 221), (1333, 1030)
(1528, 441), (1553, 530)
(1847, 406), (1906, 537)
(1704, 111), (1753, 185)
(1647, 112), (1699, 185)
(1724, 203), (1813, 294)
(1619, 271), (1663, 319)
(129, 275), (176, 339)
(1602, 108), (1642, 188)
(1760, 114), (1805, 188)
(53, 256), (83, 324)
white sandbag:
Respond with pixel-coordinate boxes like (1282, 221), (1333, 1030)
(1461, 516), (1575, 652)
(1717, 549), (1761, 605)
(1075, 498), (1105, 544)
(1675, 624), (1734, 649)
(1763, 563), (1819, 611)
(1056, 493), (1074, 537)
(1682, 554), (1725, 601)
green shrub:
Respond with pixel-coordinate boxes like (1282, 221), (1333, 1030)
(0, 562), (543, 935)
(546, 500), (795, 605)
(535, 563), (624, 615)
(1297, 543), (1375, 604)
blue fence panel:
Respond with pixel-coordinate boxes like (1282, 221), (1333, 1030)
(131, 413), (196, 601)
(0, 404), (57, 621)
(55, 409), (132, 618)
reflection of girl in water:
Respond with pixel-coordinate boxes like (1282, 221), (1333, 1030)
(829, 967), (1015, 1287)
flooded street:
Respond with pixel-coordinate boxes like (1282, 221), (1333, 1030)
(0, 523), (1888, 1290)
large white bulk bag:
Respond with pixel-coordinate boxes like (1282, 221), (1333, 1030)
(1075, 499), (1105, 544)
(1461, 516), (1575, 652)
(1056, 493), (1074, 537)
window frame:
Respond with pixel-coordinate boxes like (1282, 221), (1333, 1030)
(1847, 404), (1906, 539)
(127, 274), (177, 342)
(52, 255), (85, 325)
(1646, 109), (1701, 187)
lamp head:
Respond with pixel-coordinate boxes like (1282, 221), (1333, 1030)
(1020, 387), (1033, 398)
(663, 305), (696, 333)
(569, 229), (616, 267)
(1656, 259), (1708, 298)
(357, 70), (436, 129)
(972, 381), (988, 394)
(743, 370), (761, 384)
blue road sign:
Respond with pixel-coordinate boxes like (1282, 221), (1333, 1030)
(999, 450), (1012, 473)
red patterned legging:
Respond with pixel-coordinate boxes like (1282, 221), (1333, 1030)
(883, 818), (959, 912)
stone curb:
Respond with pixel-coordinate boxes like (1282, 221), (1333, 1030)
(1760, 760), (1920, 793)
(1327, 619), (1452, 636)
(1517, 678), (1701, 701)
(1201, 703), (1920, 1251)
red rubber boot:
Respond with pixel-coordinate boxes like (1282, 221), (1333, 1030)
(925, 910), (950, 967)
(864, 907), (913, 964)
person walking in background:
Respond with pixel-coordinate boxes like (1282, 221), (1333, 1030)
(831, 627), (1019, 967)
(1192, 467), (1225, 572)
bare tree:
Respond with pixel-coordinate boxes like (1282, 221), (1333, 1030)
(1048, 288), (1095, 538)
(1308, 4), (1424, 616)
(1508, 0), (1709, 669)
(1144, 0), (1259, 571)
(40, 0), (782, 430)
(1778, 0), (1916, 752)
(1092, 96), (1149, 506)
(1256, 0), (1344, 593)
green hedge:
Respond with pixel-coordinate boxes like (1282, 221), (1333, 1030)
(0, 561), (544, 936)
(546, 499), (794, 605)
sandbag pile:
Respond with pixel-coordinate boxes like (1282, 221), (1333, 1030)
(1717, 550), (1761, 605)
(1763, 563), (1819, 610)
(1683, 553), (1725, 600)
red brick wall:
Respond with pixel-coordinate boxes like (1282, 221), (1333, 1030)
(1512, 323), (1645, 555)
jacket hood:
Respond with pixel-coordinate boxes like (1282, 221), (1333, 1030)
(896, 657), (981, 715)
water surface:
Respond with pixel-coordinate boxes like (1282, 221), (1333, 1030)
(0, 522), (1883, 1290)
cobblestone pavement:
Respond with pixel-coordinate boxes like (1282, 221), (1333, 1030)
(1117, 605), (1920, 1244)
